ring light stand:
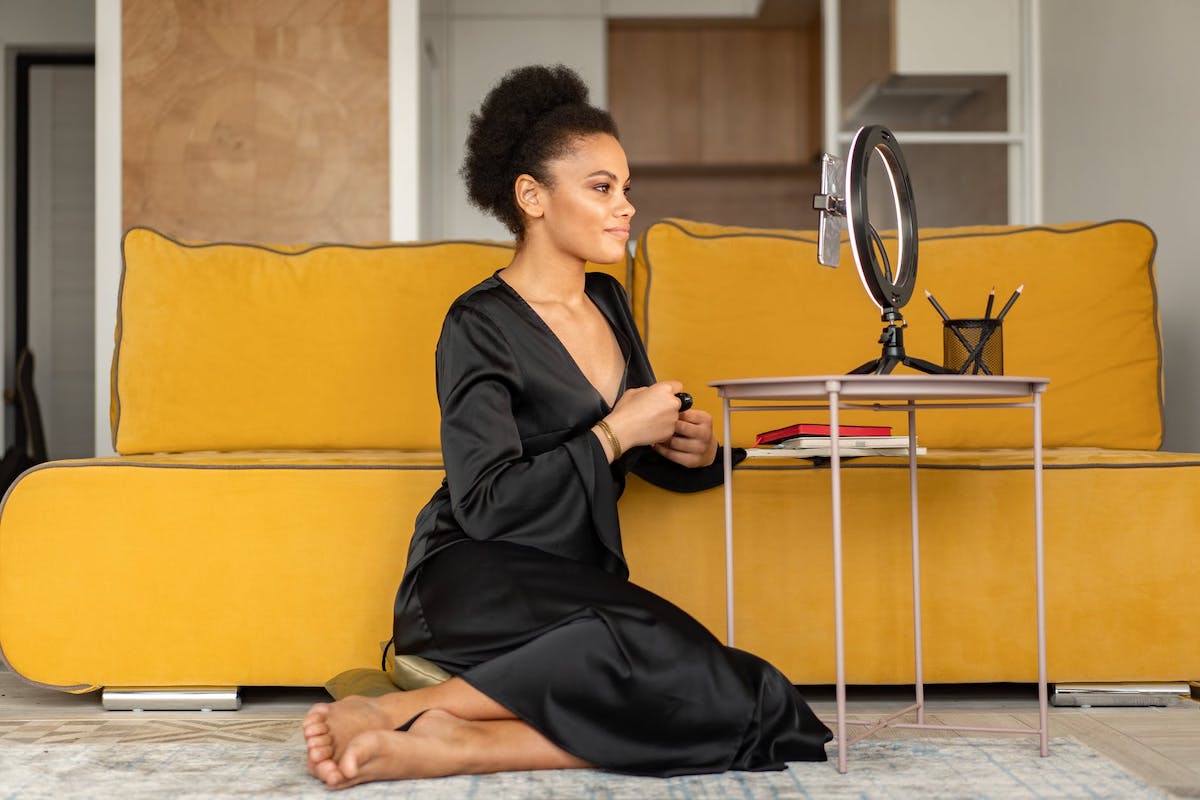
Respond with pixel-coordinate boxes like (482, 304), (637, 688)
(812, 125), (951, 375)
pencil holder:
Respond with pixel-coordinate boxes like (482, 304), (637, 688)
(943, 318), (1003, 375)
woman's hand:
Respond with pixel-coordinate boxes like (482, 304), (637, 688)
(600, 381), (684, 455)
(594, 381), (718, 467)
(652, 409), (718, 468)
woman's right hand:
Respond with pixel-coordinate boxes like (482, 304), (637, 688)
(602, 381), (684, 452)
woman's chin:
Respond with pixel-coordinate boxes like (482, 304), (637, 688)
(588, 244), (629, 266)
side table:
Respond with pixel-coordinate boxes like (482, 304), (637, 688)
(709, 374), (1050, 773)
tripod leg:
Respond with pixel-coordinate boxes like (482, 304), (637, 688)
(849, 359), (881, 374)
(902, 355), (955, 375)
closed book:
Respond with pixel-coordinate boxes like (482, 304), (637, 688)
(747, 445), (926, 459)
(755, 422), (892, 446)
(778, 435), (911, 449)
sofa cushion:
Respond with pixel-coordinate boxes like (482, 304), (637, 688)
(0, 452), (445, 691)
(632, 219), (1162, 450)
(113, 228), (629, 454)
(619, 446), (1200, 683)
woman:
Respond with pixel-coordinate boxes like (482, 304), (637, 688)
(303, 64), (830, 790)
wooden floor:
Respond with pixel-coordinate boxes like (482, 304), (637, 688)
(1, 669), (1197, 796)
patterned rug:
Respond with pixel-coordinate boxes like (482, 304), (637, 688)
(0, 733), (1166, 799)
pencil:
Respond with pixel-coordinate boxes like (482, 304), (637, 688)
(924, 289), (951, 322)
(983, 287), (995, 320)
(926, 289), (977, 358)
(995, 284), (1024, 321)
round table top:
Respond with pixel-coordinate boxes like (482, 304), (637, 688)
(709, 374), (1049, 402)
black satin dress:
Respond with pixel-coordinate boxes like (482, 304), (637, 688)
(392, 271), (830, 777)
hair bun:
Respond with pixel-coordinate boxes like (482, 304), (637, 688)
(501, 64), (591, 125)
(461, 64), (617, 238)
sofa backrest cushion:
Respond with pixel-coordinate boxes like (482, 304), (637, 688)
(632, 219), (1162, 450)
(113, 228), (628, 454)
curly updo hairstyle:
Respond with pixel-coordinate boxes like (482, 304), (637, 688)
(461, 64), (619, 239)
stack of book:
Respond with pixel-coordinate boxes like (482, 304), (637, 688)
(746, 423), (924, 460)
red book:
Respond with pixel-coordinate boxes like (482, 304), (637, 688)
(755, 422), (893, 446)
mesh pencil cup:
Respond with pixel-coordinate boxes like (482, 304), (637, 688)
(943, 318), (1003, 375)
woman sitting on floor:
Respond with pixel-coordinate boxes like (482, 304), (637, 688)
(302, 63), (831, 790)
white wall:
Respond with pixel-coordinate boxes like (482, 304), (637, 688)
(895, 0), (1020, 75)
(391, 0), (421, 242)
(0, 0), (94, 452)
(419, 0), (450, 240)
(1040, 0), (1200, 451)
(94, 0), (118, 456)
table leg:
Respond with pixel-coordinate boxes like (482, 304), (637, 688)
(1034, 390), (1049, 756)
(827, 382), (848, 773)
(723, 397), (735, 648)
(908, 407), (925, 725)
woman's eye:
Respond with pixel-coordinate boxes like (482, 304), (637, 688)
(594, 184), (610, 193)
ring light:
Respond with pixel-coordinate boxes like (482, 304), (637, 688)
(845, 126), (918, 311)
(812, 125), (949, 375)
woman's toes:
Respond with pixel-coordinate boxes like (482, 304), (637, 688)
(302, 705), (330, 726)
(314, 757), (346, 788)
(338, 730), (392, 783)
(302, 719), (329, 737)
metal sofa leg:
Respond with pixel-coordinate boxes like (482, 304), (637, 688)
(1051, 682), (1193, 707)
(101, 686), (242, 711)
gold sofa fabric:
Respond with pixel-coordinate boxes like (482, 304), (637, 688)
(620, 448), (1200, 684)
(3, 448), (1196, 690)
(113, 228), (628, 454)
(632, 219), (1162, 450)
(0, 454), (443, 692)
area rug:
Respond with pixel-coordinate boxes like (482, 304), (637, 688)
(0, 736), (1166, 799)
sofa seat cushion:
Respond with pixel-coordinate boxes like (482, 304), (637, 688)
(619, 446), (1200, 684)
(5, 447), (1195, 689)
(0, 453), (445, 692)
(633, 219), (1162, 450)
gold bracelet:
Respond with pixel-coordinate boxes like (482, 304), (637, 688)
(595, 419), (622, 461)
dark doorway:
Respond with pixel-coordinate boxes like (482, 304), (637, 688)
(11, 52), (96, 458)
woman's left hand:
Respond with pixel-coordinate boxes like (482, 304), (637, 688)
(652, 409), (719, 468)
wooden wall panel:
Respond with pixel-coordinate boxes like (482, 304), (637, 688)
(698, 28), (814, 164)
(122, 0), (389, 243)
(607, 29), (702, 165)
(626, 167), (820, 242)
(609, 24), (821, 167)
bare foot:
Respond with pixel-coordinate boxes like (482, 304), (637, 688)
(320, 709), (589, 790)
(302, 696), (395, 779)
(317, 709), (473, 789)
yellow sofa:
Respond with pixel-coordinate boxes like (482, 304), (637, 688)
(1, 219), (1194, 700)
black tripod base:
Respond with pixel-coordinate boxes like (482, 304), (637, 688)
(849, 308), (954, 376)
(849, 354), (953, 375)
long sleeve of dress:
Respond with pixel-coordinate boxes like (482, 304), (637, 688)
(630, 446), (746, 493)
(436, 304), (620, 565)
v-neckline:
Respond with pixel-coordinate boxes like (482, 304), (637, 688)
(494, 271), (630, 411)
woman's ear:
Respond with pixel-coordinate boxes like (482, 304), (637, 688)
(514, 174), (545, 221)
